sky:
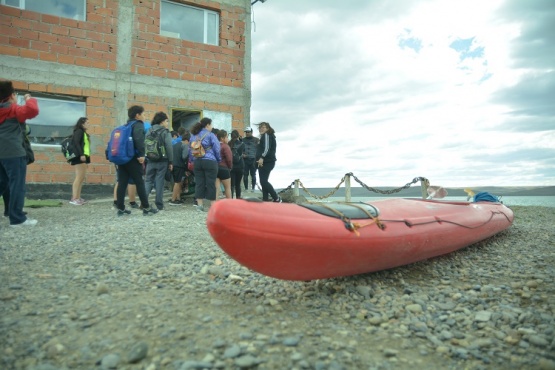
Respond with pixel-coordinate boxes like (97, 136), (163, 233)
(248, 0), (555, 189)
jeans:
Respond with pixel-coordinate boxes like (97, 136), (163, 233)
(116, 159), (150, 211)
(230, 168), (243, 198)
(144, 161), (169, 210)
(257, 161), (278, 201)
(193, 159), (218, 201)
(0, 156), (28, 225)
(243, 158), (257, 190)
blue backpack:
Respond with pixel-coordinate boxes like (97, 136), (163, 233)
(107, 120), (137, 165)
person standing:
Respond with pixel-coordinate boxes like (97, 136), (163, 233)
(144, 111), (173, 211)
(215, 130), (232, 200)
(169, 131), (190, 205)
(0, 81), (40, 227)
(229, 130), (244, 199)
(189, 117), (220, 212)
(115, 105), (158, 216)
(69, 117), (91, 205)
(242, 127), (259, 192)
(256, 122), (281, 203)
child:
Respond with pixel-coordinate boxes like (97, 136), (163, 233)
(169, 132), (190, 205)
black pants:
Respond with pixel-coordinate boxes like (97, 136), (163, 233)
(230, 168), (243, 198)
(257, 161), (278, 201)
(116, 159), (150, 211)
(193, 158), (218, 200)
(243, 158), (257, 190)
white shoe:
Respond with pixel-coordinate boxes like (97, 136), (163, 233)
(10, 218), (38, 227)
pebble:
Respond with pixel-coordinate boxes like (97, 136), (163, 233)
(127, 342), (149, 364)
(0, 202), (553, 369)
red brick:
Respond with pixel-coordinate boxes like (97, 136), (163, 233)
(19, 49), (39, 59)
(152, 69), (166, 78)
(9, 37), (30, 48)
(69, 28), (87, 38)
(51, 25), (69, 36)
(0, 45), (18, 56)
(1, 5), (22, 17)
(39, 33), (58, 43)
(41, 14), (60, 25)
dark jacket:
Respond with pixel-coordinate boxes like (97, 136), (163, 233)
(231, 140), (244, 170)
(256, 132), (276, 164)
(172, 140), (188, 168)
(0, 98), (39, 159)
(242, 136), (259, 159)
(130, 119), (146, 158)
(148, 124), (174, 164)
(71, 127), (89, 158)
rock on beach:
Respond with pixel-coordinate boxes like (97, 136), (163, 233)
(0, 201), (554, 369)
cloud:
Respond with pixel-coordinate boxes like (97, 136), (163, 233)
(250, 0), (555, 188)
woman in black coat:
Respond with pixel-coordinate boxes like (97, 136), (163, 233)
(229, 130), (244, 199)
(255, 122), (281, 203)
(69, 117), (90, 205)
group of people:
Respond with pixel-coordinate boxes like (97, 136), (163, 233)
(67, 104), (282, 215)
(0, 83), (282, 223)
(189, 118), (282, 212)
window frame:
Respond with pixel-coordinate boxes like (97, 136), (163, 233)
(160, 0), (219, 46)
(1, 0), (87, 21)
(17, 93), (87, 146)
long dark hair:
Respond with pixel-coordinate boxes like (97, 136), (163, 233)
(73, 117), (89, 138)
(229, 129), (241, 147)
(256, 121), (275, 135)
(191, 117), (212, 135)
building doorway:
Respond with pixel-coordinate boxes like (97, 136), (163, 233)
(170, 108), (201, 132)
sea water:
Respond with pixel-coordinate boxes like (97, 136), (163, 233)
(326, 196), (555, 208)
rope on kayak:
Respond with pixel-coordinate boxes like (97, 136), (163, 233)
(277, 175), (430, 200)
(316, 202), (385, 236)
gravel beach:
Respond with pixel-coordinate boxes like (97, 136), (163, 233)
(1, 200), (554, 370)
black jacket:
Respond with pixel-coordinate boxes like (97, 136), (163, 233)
(256, 133), (276, 163)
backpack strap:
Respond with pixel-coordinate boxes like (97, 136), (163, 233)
(200, 132), (211, 150)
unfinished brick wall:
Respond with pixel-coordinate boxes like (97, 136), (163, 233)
(132, 0), (246, 87)
(0, 1), (118, 70)
(1, 1), (248, 185)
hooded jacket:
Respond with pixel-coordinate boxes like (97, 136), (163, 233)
(0, 98), (39, 159)
(147, 124), (174, 164)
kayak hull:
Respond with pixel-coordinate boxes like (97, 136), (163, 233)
(206, 198), (514, 281)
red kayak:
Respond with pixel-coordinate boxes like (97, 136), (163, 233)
(206, 198), (514, 281)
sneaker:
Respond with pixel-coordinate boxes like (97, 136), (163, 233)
(143, 208), (159, 216)
(117, 209), (131, 216)
(69, 199), (84, 205)
(129, 202), (139, 209)
(273, 196), (282, 203)
(169, 200), (182, 206)
(10, 218), (38, 227)
(79, 198), (88, 204)
(196, 205), (205, 212)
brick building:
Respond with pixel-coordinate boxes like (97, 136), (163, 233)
(0, 0), (251, 188)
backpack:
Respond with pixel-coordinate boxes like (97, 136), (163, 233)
(106, 121), (137, 165)
(144, 128), (168, 161)
(61, 136), (77, 163)
(190, 132), (211, 158)
(232, 142), (243, 165)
